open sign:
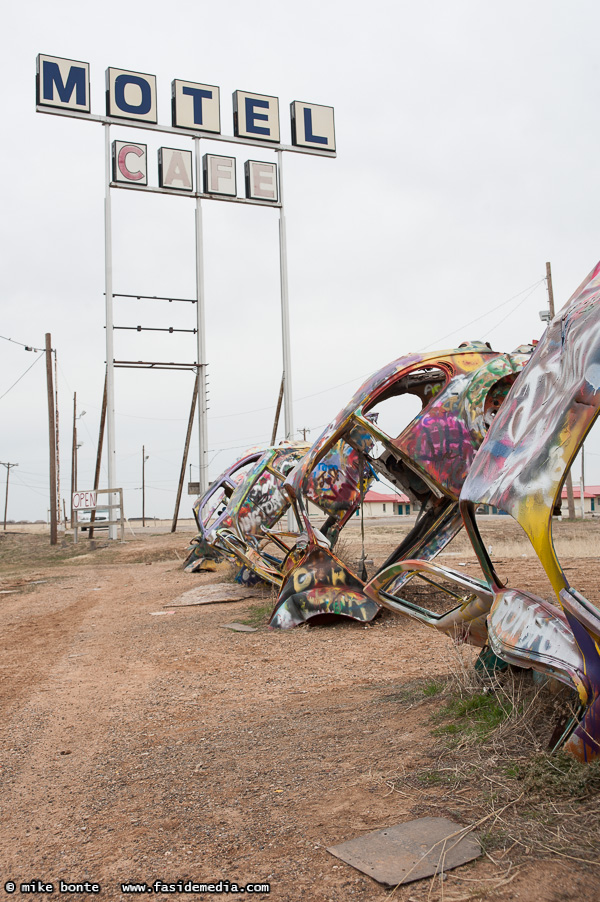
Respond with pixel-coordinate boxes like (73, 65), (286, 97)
(72, 491), (97, 510)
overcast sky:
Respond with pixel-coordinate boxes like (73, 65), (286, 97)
(2, 0), (600, 523)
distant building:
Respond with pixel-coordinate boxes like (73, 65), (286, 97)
(307, 489), (412, 520)
(361, 490), (412, 517)
(560, 484), (600, 515)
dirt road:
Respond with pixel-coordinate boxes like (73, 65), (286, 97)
(1, 525), (599, 901)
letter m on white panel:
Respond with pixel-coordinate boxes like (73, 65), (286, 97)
(37, 55), (90, 112)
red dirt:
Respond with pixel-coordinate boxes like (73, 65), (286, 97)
(1, 526), (599, 901)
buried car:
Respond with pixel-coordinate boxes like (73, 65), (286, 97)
(364, 262), (600, 762)
(184, 434), (376, 592)
(269, 341), (533, 628)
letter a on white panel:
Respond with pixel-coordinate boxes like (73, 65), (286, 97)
(159, 147), (193, 191)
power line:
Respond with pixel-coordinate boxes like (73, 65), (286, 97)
(0, 334), (44, 353)
(0, 353), (44, 401)
(483, 281), (545, 338)
(419, 278), (546, 351)
(48, 276), (546, 432)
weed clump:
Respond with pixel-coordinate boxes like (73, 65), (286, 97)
(386, 661), (600, 878)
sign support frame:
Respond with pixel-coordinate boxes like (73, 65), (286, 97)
(104, 122), (119, 541)
(194, 137), (209, 495)
(37, 80), (335, 535)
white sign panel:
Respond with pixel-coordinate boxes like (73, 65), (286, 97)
(291, 101), (336, 151)
(203, 154), (237, 196)
(158, 147), (193, 191)
(37, 55), (90, 112)
(112, 141), (148, 185)
(233, 91), (280, 142)
(106, 68), (157, 123)
(245, 160), (278, 202)
(72, 491), (97, 510)
(172, 80), (220, 133)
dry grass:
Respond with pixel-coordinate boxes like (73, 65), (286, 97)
(385, 656), (600, 899)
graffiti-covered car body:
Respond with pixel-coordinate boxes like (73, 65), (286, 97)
(184, 433), (376, 589)
(367, 262), (600, 762)
(183, 443), (308, 578)
(269, 342), (533, 628)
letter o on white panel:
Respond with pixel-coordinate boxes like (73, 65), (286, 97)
(106, 68), (157, 123)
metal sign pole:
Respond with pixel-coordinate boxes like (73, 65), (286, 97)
(104, 123), (118, 540)
(278, 150), (297, 534)
(194, 137), (209, 495)
(277, 150), (294, 442)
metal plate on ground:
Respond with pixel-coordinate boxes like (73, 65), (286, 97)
(220, 622), (258, 632)
(166, 584), (266, 607)
(327, 817), (481, 887)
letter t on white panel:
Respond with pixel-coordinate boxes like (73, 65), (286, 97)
(172, 80), (221, 132)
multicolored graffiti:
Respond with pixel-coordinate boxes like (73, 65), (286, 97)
(269, 342), (532, 628)
(367, 262), (600, 762)
(183, 260), (600, 763)
(184, 433), (376, 589)
(183, 443), (308, 582)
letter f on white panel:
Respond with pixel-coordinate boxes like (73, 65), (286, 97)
(203, 154), (237, 196)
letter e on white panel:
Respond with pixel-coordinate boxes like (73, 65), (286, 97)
(172, 80), (220, 132)
(203, 154), (237, 197)
(245, 160), (278, 202)
(112, 141), (148, 185)
(158, 148), (193, 191)
(106, 68), (157, 123)
(37, 55), (90, 112)
(290, 102), (335, 151)
(233, 91), (280, 142)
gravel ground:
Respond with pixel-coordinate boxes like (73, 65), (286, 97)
(1, 524), (599, 901)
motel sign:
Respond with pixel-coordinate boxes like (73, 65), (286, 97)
(36, 54), (336, 536)
(36, 55), (336, 149)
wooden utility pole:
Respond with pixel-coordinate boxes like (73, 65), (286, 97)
(89, 374), (107, 539)
(53, 349), (62, 531)
(70, 392), (77, 525)
(0, 462), (18, 531)
(172, 373), (199, 532)
(142, 445), (148, 527)
(45, 333), (58, 544)
(545, 262), (555, 317)
(271, 373), (285, 445)
(547, 263), (576, 519)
